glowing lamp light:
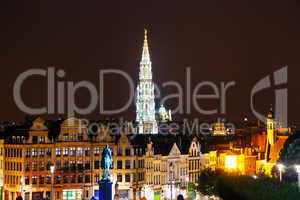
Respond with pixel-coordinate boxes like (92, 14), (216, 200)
(225, 155), (237, 170)
(277, 163), (285, 171)
(295, 165), (300, 188)
(277, 163), (285, 182)
(50, 165), (55, 174)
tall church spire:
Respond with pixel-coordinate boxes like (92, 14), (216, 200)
(141, 28), (150, 64)
(136, 29), (158, 134)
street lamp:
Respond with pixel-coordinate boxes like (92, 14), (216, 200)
(50, 165), (55, 200)
(277, 163), (285, 182)
(295, 165), (300, 189)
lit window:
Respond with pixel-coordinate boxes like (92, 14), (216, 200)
(70, 148), (76, 156)
(117, 160), (122, 169)
(63, 134), (68, 141)
(63, 148), (69, 156)
(94, 147), (100, 155)
(77, 148), (83, 156)
(56, 148), (61, 156)
(33, 161), (37, 171)
(39, 136), (45, 143)
(117, 173), (122, 182)
(225, 155), (237, 170)
(125, 173), (131, 182)
(39, 148), (45, 157)
(31, 148), (38, 157)
(39, 161), (44, 171)
(125, 160), (131, 169)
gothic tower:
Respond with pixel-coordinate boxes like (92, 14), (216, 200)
(136, 29), (158, 134)
(265, 108), (277, 162)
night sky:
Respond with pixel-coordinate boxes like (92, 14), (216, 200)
(1, 1), (300, 124)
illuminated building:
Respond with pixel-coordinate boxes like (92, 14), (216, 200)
(211, 121), (234, 136)
(204, 151), (217, 171)
(136, 29), (158, 134)
(158, 105), (172, 123)
(1, 117), (203, 200)
(203, 108), (290, 176)
(255, 108), (289, 175)
(3, 135), (24, 200)
(143, 136), (203, 200)
(212, 122), (227, 136)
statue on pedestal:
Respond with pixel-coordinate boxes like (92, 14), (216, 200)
(98, 145), (113, 200)
(101, 145), (113, 180)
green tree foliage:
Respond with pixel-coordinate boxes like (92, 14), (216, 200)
(279, 130), (300, 165)
(198, 171), (300, 200)
(187, 183), (196, 199)
(278, 130), (300, 181)
(198, 169), (220, 196)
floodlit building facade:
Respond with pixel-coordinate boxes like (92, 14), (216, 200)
(203, 109), (289, 176)
(1, 117), (203, 200)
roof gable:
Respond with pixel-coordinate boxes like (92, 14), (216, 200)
(169, 143), (181, 157)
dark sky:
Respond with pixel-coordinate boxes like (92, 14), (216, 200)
(1, 1), (300, 124)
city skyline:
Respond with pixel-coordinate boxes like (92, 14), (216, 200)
(1, 2), (300, 199)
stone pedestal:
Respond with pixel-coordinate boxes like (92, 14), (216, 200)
(98, 179), (113, 200)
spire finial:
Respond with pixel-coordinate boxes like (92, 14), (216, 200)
(141, 28), (150, 63)
(144, 28), (148, 40)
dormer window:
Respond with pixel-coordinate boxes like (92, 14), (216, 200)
(63, 134), (69, 141)
(32, 136), (38, 144)
(69, 135), (74, 141)
(78, 133), (83, 141)
(39, 136), (45, 143)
